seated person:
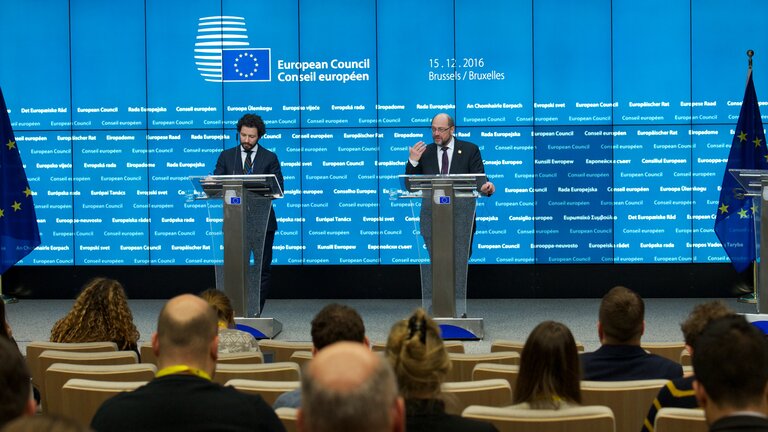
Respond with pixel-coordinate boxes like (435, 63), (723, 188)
(199, 289), (259, 353)
(0, 337), (35, 428)
(50, 277), (140, 352)
(581, 286), (682, 381)
(642, 301), (734, 432)
(693, 315), (768, 431)
(385, 308), (498, 432)
(511, 321), (581, 409)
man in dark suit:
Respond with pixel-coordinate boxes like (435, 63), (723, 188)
(693, 315), (768, 432)
(406, 113), (495, 195)
(580, 286), (683, 381)
(214, 113), (284, 315)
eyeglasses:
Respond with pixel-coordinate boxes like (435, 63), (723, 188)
(431, 127), (452, 133)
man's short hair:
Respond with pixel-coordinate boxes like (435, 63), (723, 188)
(0, 338), (31, 428)
(156, 297), (218, 357)
(311, 304), (365, 350)
(693, 315), (768, 409)
(301, 344), (398, 432)
(236, 114), (266, 138)
(599, 286), (644, 342)
(680, 301), (734, 347)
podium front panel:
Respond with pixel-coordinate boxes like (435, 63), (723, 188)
(406, 188), (476, 318)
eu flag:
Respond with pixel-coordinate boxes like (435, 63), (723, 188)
(714, 71), (767, 272)
(222, 48), (271, 82)
(0, 86), (40, 275)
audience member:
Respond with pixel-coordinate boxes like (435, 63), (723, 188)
(1, 414), (91, 432)
(0, 337), (35, 429)
(642, 301), (735, 432)
(581, 286), (683, 381)
(199, 289), (259, 353)
(49, 278), (139, 352)
(90, 294), (285, 432)
(298, 341), (405, 432)
(0, 300), (13, 341)
(693, 315), (768, 431)
(273, 303), (369, 409)
(511, 321), (581, 409)
(385, 309), (498, 432)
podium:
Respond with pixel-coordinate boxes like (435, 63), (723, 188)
(729, 169), (768, 314)
(191, 174), (283, 338)
(400, 174), (487, 340)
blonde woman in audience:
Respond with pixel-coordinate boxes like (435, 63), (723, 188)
(511, 320), (581, 409)
(199, 289), (259, 353)
(49, 278), (139, 352)
(385, 308), (498, 432)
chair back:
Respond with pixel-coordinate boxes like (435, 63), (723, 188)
(214, 362), (301, 385)
(641, 343), (686, 364)
(139, 341), (156, 365)
(61, 378), (147, 427)
(653, 408), (707, 432)
(258, 340), (313, 363)
(37, 350), (138, 412)
(26, 341), (117, 392)
(472, 363), (520, 390)
(371, 340), (464, 353)
(581, 379), (667, 432)
(276, 407), (299, 432)
(441, 379), (512, 414)
(289, 350), (313, 368)
(217, 351), (264, 364)
(462, 404), (615, 432)
(680, 350), (691, 367)
(46, 362), (156, 416)
(226, 379), (301, 406)
(447, 352), (520, 382)
(491, 340), (585, 354)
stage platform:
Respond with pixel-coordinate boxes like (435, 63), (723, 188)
(5, 298), (757, 354)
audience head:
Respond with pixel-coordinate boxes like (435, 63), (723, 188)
(680, 301), (735, 351)
(49, 277), (139, 350)
(0, 337), (34, 428)
(299, 342), (404, 432)
(1, 414), (91, 432)
(199, 289), (235, 328)
(385, 308), (451, 399)
(153, 294), (219, 373)
(598, 286), (644, 344)
(693, 315), (768, 423)
(513, 321), (581, 408)
(311, 303), (367, 353)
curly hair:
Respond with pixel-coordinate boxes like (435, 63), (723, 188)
(385, 308), (451, 399)
(50, 278), (140, 351)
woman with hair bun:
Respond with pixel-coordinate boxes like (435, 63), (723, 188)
(199, 288), (259, 353)
(50, 278), (139, 352)
(512, 320), (581, 409)
(385, 308), (497, 432)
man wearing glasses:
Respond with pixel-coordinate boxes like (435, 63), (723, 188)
(406, 113), (495, 196)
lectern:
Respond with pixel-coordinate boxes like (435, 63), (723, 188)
(191, 174), (283, 338)
(400, 174), (487, 340)
(729, 169), (768, 314)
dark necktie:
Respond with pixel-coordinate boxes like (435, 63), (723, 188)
(244, 150), (253, 174)
(441, 146), (449, 174)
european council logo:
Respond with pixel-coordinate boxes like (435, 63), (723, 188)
(194, 15), (271, 82)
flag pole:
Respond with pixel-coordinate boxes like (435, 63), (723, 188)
(0, 274), (18, 304)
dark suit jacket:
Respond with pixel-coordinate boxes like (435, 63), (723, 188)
(213, 145), (284, 231)
(580, 344), (683, 381)
(710, 415), (768, 432)
(405, 139), (486, 175)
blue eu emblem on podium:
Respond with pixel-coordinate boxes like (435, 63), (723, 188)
(438, 196), (451, 205)
(228, 196), (242, 205)
(223, 48), (271, 82)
